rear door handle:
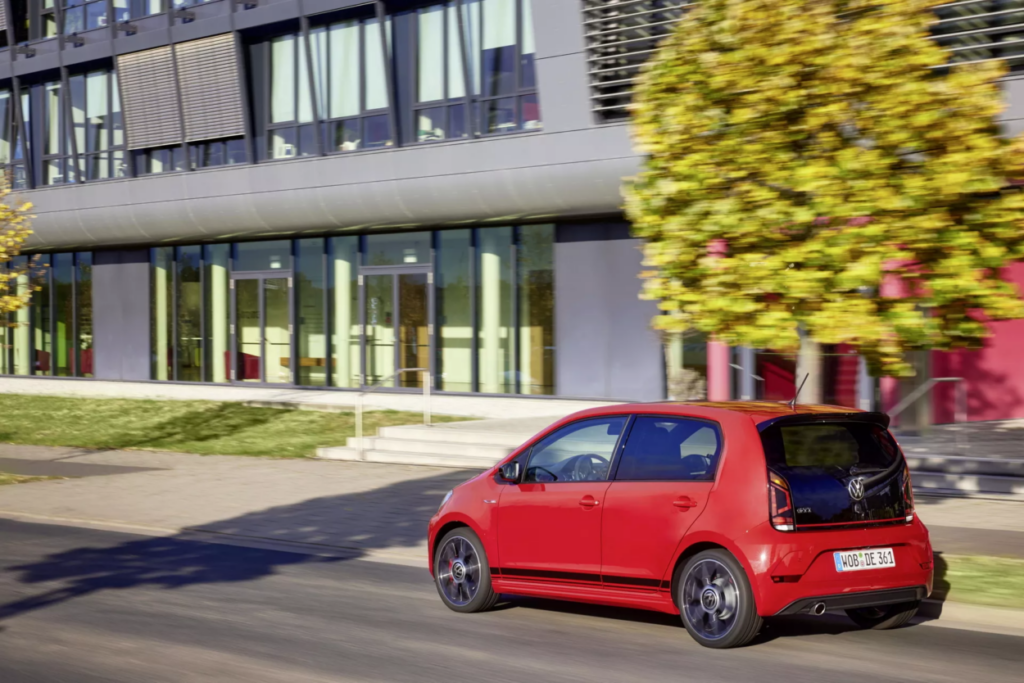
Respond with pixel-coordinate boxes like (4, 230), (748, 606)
(673, 497), (698, 509)
(579, 496), (600, 508)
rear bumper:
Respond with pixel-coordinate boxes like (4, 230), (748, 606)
(774, 585), (928, 616)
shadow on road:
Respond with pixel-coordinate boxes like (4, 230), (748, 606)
(0, 469), (476, 624)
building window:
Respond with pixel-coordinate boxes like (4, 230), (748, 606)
(190, 137), (246, 169)
(71, 70), (127, 180)
(15, 0), (60, 42)
(414, 2), (469, 142)
(0, 253), (92, 377)
(136, 145), (187, 175)
(465, 0), (540, 134)
(0, 89), (29, 190)
(267, 33), (318, 160)
(122, 0), (161, 19)
(310, 16), (394, 153)
(63, 0), (108, 34)
(40, 81), (75, 186)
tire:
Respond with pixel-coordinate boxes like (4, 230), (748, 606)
(845, 601), (920, 630)
(677, 549), (763, 649)
(433, 527), (499, 614)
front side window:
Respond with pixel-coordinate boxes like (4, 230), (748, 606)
(524, 417), (627, 483)
(615, 417), (722, 482)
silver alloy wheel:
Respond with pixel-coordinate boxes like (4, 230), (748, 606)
(682, 558), (741, 641)
(436, 535), (482, 606)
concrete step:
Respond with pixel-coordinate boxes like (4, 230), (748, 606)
(316, 447), (497, 469)
(907, 456), (1024, 478)
(912, 471), (1024, 498)
(377, 424), (534, 448)
(344, 437), (515, 459)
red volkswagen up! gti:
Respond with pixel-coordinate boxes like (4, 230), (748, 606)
(428, 402), (933, 649)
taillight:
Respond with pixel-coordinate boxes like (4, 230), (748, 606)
(903, 464), (915, 523)
(769, 470), (795, 532)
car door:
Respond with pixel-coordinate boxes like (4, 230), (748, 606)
(601, 416), (722, 589)
(497, 416), (628, 582)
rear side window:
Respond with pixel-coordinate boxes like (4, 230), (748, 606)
(615, 417), (722, 481)
(760, 422), (899, 471)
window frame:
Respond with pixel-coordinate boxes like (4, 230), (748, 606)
(473, 0), (540, 137)
(609, 414), (725, 483)
(411, 1), (471, 144)
(62, 0), (109, 35)
(0, 87), (30, 190)
(520, 415), (631, 485)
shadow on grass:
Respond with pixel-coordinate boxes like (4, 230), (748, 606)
(97, 403), (284, 452)
(0, 469), (476, 624)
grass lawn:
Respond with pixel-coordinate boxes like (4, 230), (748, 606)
(0, 394), (467, 458)
(938, 554), (1024, 610)
(0, 472), (60, 486)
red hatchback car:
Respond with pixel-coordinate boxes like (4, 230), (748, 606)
(428, 402), (934, 648)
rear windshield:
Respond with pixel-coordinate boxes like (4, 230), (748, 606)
(760, 421), (900, 471)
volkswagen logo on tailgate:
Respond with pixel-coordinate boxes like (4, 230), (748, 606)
(848, 477), (866, 501)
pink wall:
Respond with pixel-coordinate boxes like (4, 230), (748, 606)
(932, 262), (1024, 423)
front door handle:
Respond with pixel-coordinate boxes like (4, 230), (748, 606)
(579, 495), (600, 508)
(673, 496), (698, 510)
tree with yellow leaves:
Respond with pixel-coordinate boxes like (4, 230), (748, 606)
(626, 0), (1024, 378)
(0, 180), (36, 324)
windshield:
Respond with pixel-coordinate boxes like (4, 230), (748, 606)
(760, 421), (900, 473)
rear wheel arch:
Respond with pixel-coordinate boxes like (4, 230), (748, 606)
(668, 538), (761, 611)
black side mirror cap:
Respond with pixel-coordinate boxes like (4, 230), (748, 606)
(498, 461), (520, 483)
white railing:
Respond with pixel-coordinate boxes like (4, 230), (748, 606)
(355, 368), (432, 461)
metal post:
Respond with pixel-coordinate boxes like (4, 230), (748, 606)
(355, 391), (364, 461)
(423, 371), (431, 426)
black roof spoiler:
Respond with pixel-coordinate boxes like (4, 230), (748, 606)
(756, 411), (891, 433)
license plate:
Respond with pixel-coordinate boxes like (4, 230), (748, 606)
(833, 548), (896, 573)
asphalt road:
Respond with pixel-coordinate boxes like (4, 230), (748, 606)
(0, 519), (1021, 683)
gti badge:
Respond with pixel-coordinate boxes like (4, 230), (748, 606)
(848, 477), (866, 501)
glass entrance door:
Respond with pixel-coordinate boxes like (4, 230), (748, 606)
(362, 270), (431, 389)
(233, 276), (292, 384)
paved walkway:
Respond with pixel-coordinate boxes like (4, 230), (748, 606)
(0, 377), (616, 420)
(0, 444), (1023, 566)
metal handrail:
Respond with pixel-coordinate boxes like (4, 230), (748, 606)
(887, 377), (967, 446)
(355, 368), (432, 461)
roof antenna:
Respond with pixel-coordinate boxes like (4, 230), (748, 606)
(788, 373), (810, 411)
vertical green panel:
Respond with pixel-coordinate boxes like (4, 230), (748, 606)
(477, 227), (513, 394)
(264, 278), (292, 384)
(296, 239), (326, 387)
(437, 229), (472, 392)
(176, 246), (202, 382)
(365, 274), (395, 386)
(76, 252), (93, 377)
(151, 247), (172, 380)
(53, 253), (74, 377)
(204, 244), (230, 383)
(13, 256), (30, 375)
(518, 224), (554, 395)
(330, 236), (359, 388)
(32, 255), (52, 375)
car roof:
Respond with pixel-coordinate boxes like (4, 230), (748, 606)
(566, 401), (866, 426)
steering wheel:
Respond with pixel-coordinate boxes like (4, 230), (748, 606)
(570, 454), (610, 482)
(680, 453), (711, 479)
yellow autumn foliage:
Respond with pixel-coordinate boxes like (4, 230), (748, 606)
(626, 0), (1024, 376)
(0, 179), (36, 318)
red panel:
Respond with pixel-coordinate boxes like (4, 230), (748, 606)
(601, 482), (712, 582)
(497, 482), (609, 575)
(933, 262), (1024, 423)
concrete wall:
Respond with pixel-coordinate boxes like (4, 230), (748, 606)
(92, 249), (152, 381)
(554, 223), (664, 401)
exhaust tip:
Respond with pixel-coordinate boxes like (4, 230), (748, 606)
(811, 602), (827, 616)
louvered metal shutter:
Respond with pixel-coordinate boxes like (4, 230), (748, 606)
(175, 34), (246, 143)
(118, 47), (183, 150)
(0, 0), (8, 32)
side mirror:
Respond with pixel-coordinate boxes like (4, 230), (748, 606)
(499, 461), (521, 483)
